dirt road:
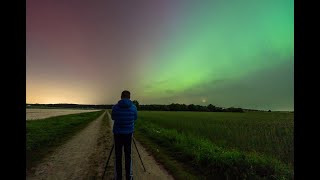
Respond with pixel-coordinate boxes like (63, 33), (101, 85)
(26, 111), (111, 180)
(26, 110), (174, 180)
(104, 111), (174, 180)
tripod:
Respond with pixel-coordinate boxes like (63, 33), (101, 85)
(101, 137), (146, 180)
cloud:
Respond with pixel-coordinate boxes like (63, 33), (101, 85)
(159, 60), (293, 110)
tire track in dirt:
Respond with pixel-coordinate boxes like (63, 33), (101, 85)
(26, 110), (113, 180)
(103, 111), (174, 180)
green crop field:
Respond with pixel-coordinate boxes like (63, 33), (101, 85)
(134, 111), (293, 180)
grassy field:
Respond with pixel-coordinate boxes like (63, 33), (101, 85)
(26, 110), (104, 169)
(134, 111), (293, 180)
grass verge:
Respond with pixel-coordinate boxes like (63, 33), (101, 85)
(135, 121), (293, 180)
(26, 110), (105, 170)
(135, 131), (200, 180)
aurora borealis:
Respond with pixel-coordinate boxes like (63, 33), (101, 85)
(26, 0), (294, 111)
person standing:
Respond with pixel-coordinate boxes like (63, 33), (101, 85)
(111, 90), (138, 180)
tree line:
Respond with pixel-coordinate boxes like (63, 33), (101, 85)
(132, 101), (245, 112)
(27, 102), (268, 112)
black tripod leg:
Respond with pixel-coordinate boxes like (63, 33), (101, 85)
(102, 144), (114, 180)
(133, 138), (146, 172)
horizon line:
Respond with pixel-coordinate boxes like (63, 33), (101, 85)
(26, 103), (294, 112)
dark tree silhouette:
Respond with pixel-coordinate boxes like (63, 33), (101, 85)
(132, 100), (140, 110)
(27, 102), (247, 112)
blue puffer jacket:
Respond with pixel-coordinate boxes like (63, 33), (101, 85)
(111, 98), (138, 134)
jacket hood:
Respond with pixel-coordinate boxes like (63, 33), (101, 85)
(118, 98), (133, 108)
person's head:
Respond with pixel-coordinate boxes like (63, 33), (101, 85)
(121, 90), (131, 99)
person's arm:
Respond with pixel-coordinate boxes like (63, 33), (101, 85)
(111, 105), (116, 121)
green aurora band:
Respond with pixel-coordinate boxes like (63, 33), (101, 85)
(134, 0), (293, 110)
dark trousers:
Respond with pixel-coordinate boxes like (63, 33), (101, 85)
(114, 133), (133, 180)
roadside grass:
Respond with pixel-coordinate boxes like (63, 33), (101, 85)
(135, 130), (201, 180)
(26, 110), (105, 169)
(134, 111), (293, 180)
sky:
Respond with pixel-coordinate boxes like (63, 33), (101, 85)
(26, 0), (294, 111)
